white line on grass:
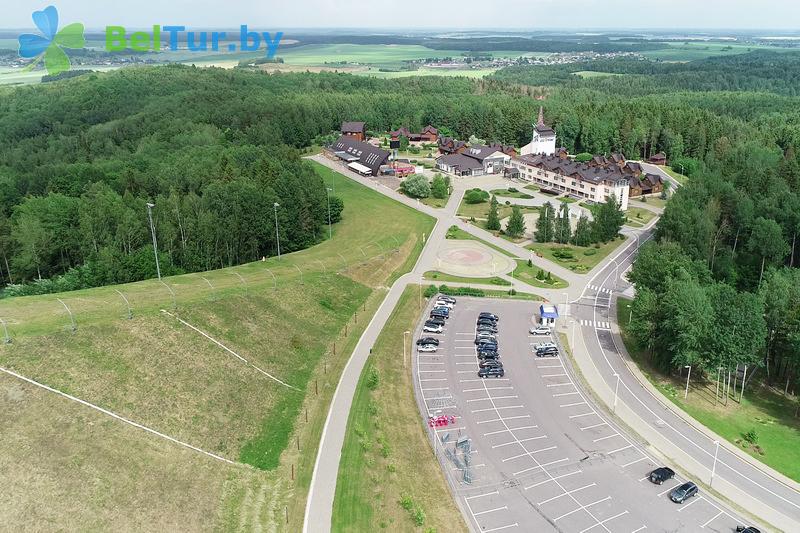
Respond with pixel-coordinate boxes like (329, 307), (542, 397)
(0, 366), (235, 465)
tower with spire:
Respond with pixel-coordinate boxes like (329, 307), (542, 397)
(521, 106), (556, 156)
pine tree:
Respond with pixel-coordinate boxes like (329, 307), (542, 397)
(572, 214), (593, 247)
(592, 194), (625, 242)
(506, 206), (526, 238)
(486, 195), (501, 231)
(555, 200), (572, 244)
(534, 201), (555, 242)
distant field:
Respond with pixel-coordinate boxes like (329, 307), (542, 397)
(643, 41), (799, 61)
(573, 70), (624, 78)
(276, 44), (465, 69)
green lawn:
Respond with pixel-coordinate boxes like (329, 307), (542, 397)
(661, 165), (689, 185)
(523, 184), (540, 192)
(457, 197), (538, 222)
(489, 188), (534, 199)
(624, 207), (657, 228)
(423, 270), (510, 286)
(445, 225), (518, 259)
(510, 260), (569, 289)
(573, 70), (625, 79)
(617, 297), (800, 482)
(527, 238), (625, 273)
(636, 196), (668, 209)
(332, 286), (467, 532)
(0, 162), (435, 531)
(420, 195), (448, 208)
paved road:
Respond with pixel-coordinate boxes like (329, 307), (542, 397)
(572, 231), (800, 531)
(411, 297), (747, 532)
(304, 156), (796, 532)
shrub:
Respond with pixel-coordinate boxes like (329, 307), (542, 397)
(583, 248), (598, 256)
(574, 152), (593, 162)
(423, 285), (438, 297)
(401, 174), (431, 198)
(744, 429), (759, 445)
(366, 366), (380, 390)
(527, 258), (533, 267)
(508, 187), (519, 193)
(464, 189), (489, 204)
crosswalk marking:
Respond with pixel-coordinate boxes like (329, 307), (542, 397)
(587, 284), (614, 294)
(579, 319), (611, 330)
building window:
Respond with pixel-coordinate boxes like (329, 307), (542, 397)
(591, 187), (596, 193)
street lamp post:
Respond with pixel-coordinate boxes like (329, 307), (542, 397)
(273, 202), (281, 260)
(326, 187), (333, 240)
(146, 203), (161, 280)
(710, 440), (720, 486)
(562, 292), (569, 318)
(403, 330), (410, 368)
(613, 373), (620, 412)
(684, 365), (692, 399)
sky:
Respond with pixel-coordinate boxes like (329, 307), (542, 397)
(3, 0), (800, 31)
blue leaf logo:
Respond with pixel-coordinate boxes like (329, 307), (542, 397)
(18, 6), (85, 75)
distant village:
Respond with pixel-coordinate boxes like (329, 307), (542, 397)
(325, 109), (666, 211)
(415, 51), (644, 70)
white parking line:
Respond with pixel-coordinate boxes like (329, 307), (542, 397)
(420, 378), (448, 382)
(420, 369), (446, 373)
(537, 365), (563, 368)
(579, 422), (608, 431)
(569, 411), (597, 419)
(538, 483), (596, 505)
(701, 511), (723, 527)
(631, 526), (647, 533)
(471, 405), (524, 413)
(483, 425), (537, 436)
(676, 496), (703, 512)
(465, 490), (499, 501)
(524, 470), (581, 490)
(492, 435), (547, 448)
(579, 510), (629, 532)
(658, 483), (682, 497)
(467, 395), (518, 402)
(463, 386), (513, 392)
(554, 496), (611, 521)
(553, 391), (581, 397)
(592, 433), (620, 443)
(560, 401), (587, 408)
(622, 456), (649, 468)
(473, 505), (508, 516)
(546, 382), (574, 388)
(422, 386), (450, 391)
(541, 373), (568, 378)
(461, 378), (510, 383)
(513, 457), (569, 476)
(502, 446), (557, 462)
(483, 523), (519, 532)
(608, 444), (634, 455)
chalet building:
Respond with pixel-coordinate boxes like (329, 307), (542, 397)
(629, 173), (664, 197)
(341, 121), (367, 142)
(390, 125), (439, 143)
(510, 153), (631, 210)
(329, 135), (389, 176)
(436, 144), (511, 177)
(649, 152), (668, 166)
(438, 136), (468, 155)
(488, 142), (517, 157)
(521, 107), (556, 156)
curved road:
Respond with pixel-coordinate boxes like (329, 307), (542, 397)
(303, 155), (799, 532)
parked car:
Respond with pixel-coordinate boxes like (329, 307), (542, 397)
(477, 324), (498, 334)
(434, 300), (454, 309)
(479, 366), (505, 378)
(438, 295), (456, 304)
(530, 325), (552, 335)
(534, 342), (557, 351)
(430, 310), (449, 320)
(476, 341), (498, 351)
(648, 467), (675, 485)
(426, 317), (445, 326)
(477, 350), (500, 360)
(423, 324), (443, 333)
(535, 347), (559, 357)
(475, 332), (496, 343)
(479, 359), (503, 369)
(416, 337), (439, 346)
(736, 527), (761, 533)
(418, 344), (437, 353)
(432, 306), (450, 315)
(479, 312), (499, 321)
(669, 482), (698, 504)
(477, 318), (497, 327)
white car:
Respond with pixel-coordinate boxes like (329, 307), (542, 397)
(423, 324), (443, 333)
(534, 342), (557, 351)
(435, 300), (454, 309)
(530, 325), (551, 336)
(418, 344), (438, 353)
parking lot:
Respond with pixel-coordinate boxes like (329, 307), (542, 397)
(412, 296), (748, 532)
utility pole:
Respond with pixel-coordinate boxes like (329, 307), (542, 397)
(146, 203), (161, 280)
(613, 373), (620, 412)
(684, 365), (692, 400)
(710, 440), (720, 486)
(326, 187), (333, 240)
(273, 202), (281, 259)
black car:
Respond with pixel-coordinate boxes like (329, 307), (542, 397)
(479, 312), (499, 321)
(535, 347), (559, 357)
(430, 311), (448, 320)
(477, 351), (500, 360)
(736, 527), (761, 533)
(476, 323), (498, 332)
(479, 359), (503, 369)
(669, 482), (698, 504)
(648, 467), (675, 485)
(477, 317), (497, 326)
(438, 295), (456, 304)
(416, 337), (440, 346)
(426, 317), (445, 327)
(476, 341), (498, 351)
(478, 366), (505, 378)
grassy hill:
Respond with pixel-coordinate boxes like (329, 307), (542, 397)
(0, 161), (435, 531)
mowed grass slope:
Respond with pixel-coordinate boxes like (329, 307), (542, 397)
(332, 286), (466, 532)
(0, 162), (435, 531)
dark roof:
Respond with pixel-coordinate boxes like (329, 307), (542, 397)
(422, 125), (438, 135)
(535, 124), (555, 136)
(438, 136), (467, 152)
(437, 153), (484, 171)
(463, 144), (508, 162)
(610, 152), (625, 163)
(341, 121), (366, 134)
(390, 126), (411, 138)
(516, 154), (630, 186)
(331, 135), (389, 175)
(488, 142), (516, 155)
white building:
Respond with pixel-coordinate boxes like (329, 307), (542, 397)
(436, 145), (511, 177)
(521, 107), (556, 156)
(510, 153), (630, 210)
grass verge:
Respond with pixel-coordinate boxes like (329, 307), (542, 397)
(624, 207), (657, 228)
(527, 238), (625, 273)
(423, 270), (510, 286)
(445, 225), (518, 259)
(510, 259), (569, 289)
(332, 286), (466, 532)
(489, 188), (534, 199)
(617, 297), (800, 482)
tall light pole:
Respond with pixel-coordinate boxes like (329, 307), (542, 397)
(326, 187), (333, 240)
(613, 373), (620, 412)
(273, 202), (281, 260)
(710, 440), (720, 486)
(146, 202), (161, 280)
(684, 365), (692, 399)
(562, 292), (569, 318)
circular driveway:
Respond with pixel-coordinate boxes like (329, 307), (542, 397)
(435, 239), (515, 277)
